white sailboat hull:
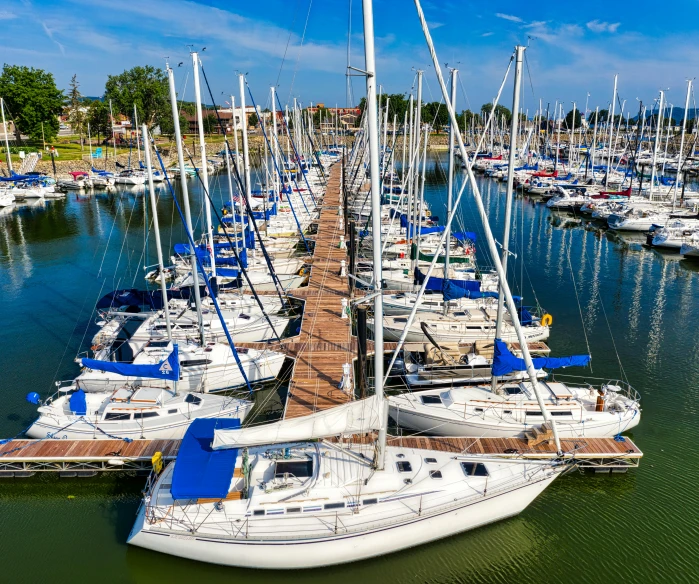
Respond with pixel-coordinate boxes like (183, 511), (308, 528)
(389, 402), (640, 438)
(128, 465), (558, 569)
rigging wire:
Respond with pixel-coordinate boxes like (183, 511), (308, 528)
(287, 0), (314, 104)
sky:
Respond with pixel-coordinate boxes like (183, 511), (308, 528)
(3, 0), (699, 117)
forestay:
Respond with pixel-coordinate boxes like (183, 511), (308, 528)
(212, 395), (384, 450)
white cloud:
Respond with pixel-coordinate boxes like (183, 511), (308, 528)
(428, 21), (445, 29)
(495, 13), (523, 23)
(525, 20), (549, 29)
(0, 11), (18, 20)
(586, 20), (621, 33)
(41, 21), (65, 55)
(481, 32), (494, 37)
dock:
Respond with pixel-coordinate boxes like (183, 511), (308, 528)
(281, 163), (356, 419)
(0, 434), (642, 476)
(0, 160), (644, 477)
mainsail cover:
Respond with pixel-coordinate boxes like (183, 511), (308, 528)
(81, 344), (180, 381)
(491, 339), (590, 376)
(212, 395), (384, 450)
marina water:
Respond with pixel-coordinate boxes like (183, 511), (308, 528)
(0, 155), (697, 583)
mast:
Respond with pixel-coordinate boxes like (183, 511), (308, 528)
(109, 99), (117, 161)
(649, 91), (664, 201)
(192, 52), (217, 279)
(412, 71), (423, 282)
(606, 74), (617, 188)
(87, 122), (93, 167)
(405, 93), (414, 261)
(590, 106), (599, 179)
(674, 80), (692, 209)
(1, 98), (13, 173)
(143, 124), (173, 343)
(361, 0), (387, 469)
(223, 138), (240, 255)
(271, 86), (279, 197)
(230, 95), (241, 250)
(491, 45), (524, 392)
(554, 101), (561, 173)
(167, 64), (205, 344)
(239, 75), (254, 211)
(569, 101), (576, 171)
(413, 2), (562, 452)
(134, 105), (141, 164)
(444, 68), (457, 314)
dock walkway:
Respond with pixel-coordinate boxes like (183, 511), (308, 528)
(0, 434), (642, 476)
(281, 163), (355, 419)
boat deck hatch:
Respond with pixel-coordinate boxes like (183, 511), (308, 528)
(275, 459), (313, 479)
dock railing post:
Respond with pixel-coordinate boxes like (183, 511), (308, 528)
(357, 305), (368, 399)
(348, 220), (357, 295)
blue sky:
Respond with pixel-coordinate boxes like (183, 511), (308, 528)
(3, 0), (699, 116)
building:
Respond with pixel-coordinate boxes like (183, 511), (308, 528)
(184, 106), (264, 134)
(306, 105), (361, 130)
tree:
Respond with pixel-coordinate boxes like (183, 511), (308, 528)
(160, 113), (188, 139)
(564, 108), (582, 129)
(422, 102), (449, 132)
(248, 112), (259, 128)
(87, 99), (111, 143)
(180, 102), (196, 116)
(203, 113), (218, 135)
(312, 106), (328, 127)
(104, 65), (169, 129)
(66, 74), (86, 139)
(0, 64), (65, 141)
(481, 103), (512, 123)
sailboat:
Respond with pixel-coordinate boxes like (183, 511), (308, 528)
(26, 344), (253, 440)
(387, 47), (641, 440)
(128, 5), (564, 567)
(27, 129), (259, 440)
(127, 395), (562, 568)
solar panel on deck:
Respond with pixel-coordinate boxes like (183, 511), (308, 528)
(170, 418), (241, 500)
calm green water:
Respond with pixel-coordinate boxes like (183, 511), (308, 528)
(1, 162), (698, 583)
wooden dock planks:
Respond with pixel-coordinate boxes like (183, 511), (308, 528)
(0, 435), (642, 464)
(0, 438), (181, 461)
(283, 164), (355, 419)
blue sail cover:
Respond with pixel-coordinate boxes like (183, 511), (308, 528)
(491, 339), (591, 376)
(416, 269), (480, 292)
(0, 173), (35, 182)
(95, 288), (166, 309)
(81, 344), (180, 381)
(452, 231), (477, 243)
(69, 389), (87, 416)
(171, 418), (241, 500)
(441, 279), (522, 303)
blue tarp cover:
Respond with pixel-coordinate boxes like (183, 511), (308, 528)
(491, 339), (591, 376)
(171, 418), (241, 500)
(415, 269), (480, 292)
(452, 231), (477, 243)
(441, 279), (522, 303)
(82, 344), (180, 381)
(96, 288), (165, 309)
(69, 389), (87, 416)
